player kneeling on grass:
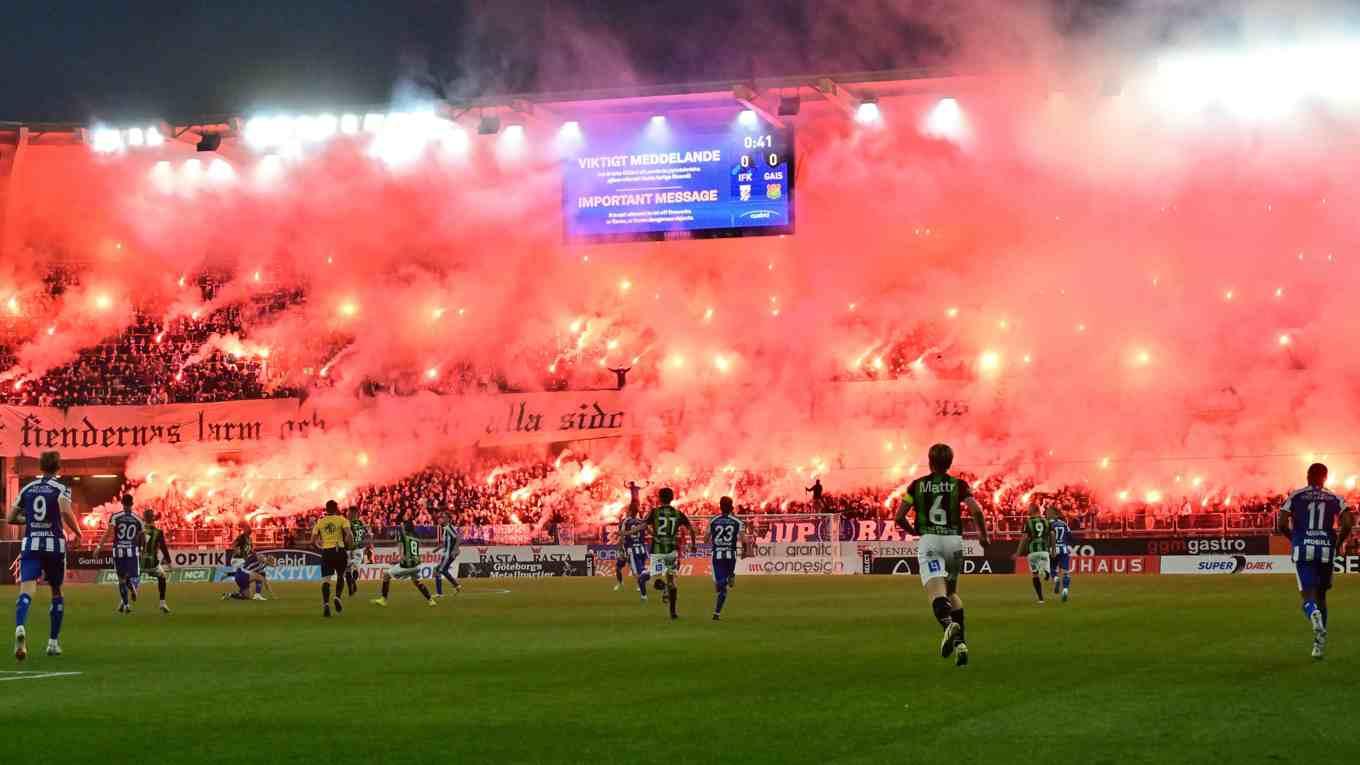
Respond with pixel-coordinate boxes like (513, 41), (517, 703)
(372, 516), (437, 608)
(708, 497), (753, 621)
(1016, 504), (1053, 605)
(896, 443), (989, 668)
(312, 500), (354, 618)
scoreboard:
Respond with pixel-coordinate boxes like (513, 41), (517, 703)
(561, 115), (795, 242)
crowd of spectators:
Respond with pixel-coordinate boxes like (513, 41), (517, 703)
(1, 271), (305, 407)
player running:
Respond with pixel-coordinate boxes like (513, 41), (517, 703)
(96, 494), (145, 614)
(433, 509), (462, 598)
(618, 504), (651, 601)
(1016, 504), (1052, 605)
(141, 509), (173, 613)
(8, 451), (81, 660)
(645, 488), (695, 621)
(312, 500), (353, 618)
(371, 515), (437, 608)
(895, 443), (990, 667)
(345, 506), (373, 597)
(1278, 463), (1354, 659)
(707, 497), (752, 621)
(614, 480), (647, 590)
(1049, 507), (1074, 602)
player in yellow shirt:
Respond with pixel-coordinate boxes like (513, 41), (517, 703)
(311, 500), (353, 618)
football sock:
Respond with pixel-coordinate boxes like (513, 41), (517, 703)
(254, 581), (263, 595)
(322, 581), (331, 605)
(715, 585), (728, 615)
(1062, 574), (1071, 592)
(118, 581), (129, 606)
(382, 579), (391, 599)
(435, 575), (444, 596)
(16, 593), (32, 627)
(615, 561), (625, 584)
(1054, 576), (1061, 594)
(157, 576), (167, 600)
(415, 582), (433, 600)
(638, 573), (650, 597)
(1032, 577), (1044, 601)
(1321, 607), (1328, 628)
(951, 608), (966, 643)
(668, 579), (678, 617)
(1303, 599), (1318, 621)
(931, 597), (952, 628)
(49, 598), (64, 640)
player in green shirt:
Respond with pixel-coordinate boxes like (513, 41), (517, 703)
(645, 488), (695, 621)
(1015, 504), (1053, 604)
(896, 443), (990, 667)
(346, 506), (373, 597)
(140, 509), (173, 614)
(371, 516), (436, 608)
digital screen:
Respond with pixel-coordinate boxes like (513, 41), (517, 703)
(562, 116), (794, 242)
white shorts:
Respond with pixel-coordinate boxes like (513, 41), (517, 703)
(350, 550), (366, 568)
(917, 534), (964, 586)
(1027, 552), (1051, 577)
(652, 552), (679, 576)
(386, 564), (422, 581)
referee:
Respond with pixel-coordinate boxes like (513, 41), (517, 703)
(312, 500), (353, 618)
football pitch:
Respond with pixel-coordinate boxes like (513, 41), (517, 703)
(5, 575), (1357, 764)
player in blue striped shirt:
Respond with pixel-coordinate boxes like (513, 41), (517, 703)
(7, 451), (82, 661)
(96, 494), (145, 614)
(1048, 508), (1075, 602)
(1278, 463), (1354, 659)
(433, 509), (462, 597)
(707, 497), (751, 621)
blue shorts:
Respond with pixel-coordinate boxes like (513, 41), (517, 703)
(233, 569), (252, 591)
(1296, 560), (1333, 592)
(629, 551), (649, 577)
(19, 551), (66, 587)
(115, 556), (140, 580)
(1052, 552), (1071, 571)
(713, 558), (737, 588)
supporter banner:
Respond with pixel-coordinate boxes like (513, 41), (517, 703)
(1160, 555), (1293, 575)
(847, 540), (986, 558)
(458, 559), (589, 578)
(0, 389), (632, 459)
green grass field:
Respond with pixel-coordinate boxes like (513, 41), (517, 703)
(5, 575), (1357, 764)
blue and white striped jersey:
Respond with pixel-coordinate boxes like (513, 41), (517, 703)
(111, 510), (145, 558)
(1282, 487), (1347, 563)
(439, 522), (460, 558)
(17, 476), (71, 554)
(1051, 518), (1073, 555)
(709, 515), (744, 561)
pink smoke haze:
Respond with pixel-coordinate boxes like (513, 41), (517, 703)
(6, 2), (1360, 518)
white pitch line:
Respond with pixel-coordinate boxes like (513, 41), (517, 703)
(0, 671), (83, 681)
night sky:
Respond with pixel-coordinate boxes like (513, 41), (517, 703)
(3, 1), (1140, 124)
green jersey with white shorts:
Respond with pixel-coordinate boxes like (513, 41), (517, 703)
(1023, 516), (1051, 575)
(902, 473), (972, 585)
(646, 505), (691, 574)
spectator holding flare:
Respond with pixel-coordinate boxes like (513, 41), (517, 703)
(806, 478), (824, 511)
